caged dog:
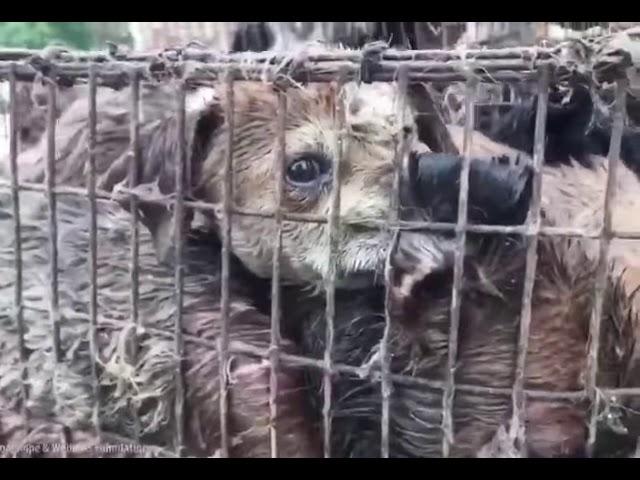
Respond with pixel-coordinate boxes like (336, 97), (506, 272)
(0, 60), (550, 456)
(5, 51), (640, 457)
(0, 65), (489, 456)
(6, 78), (438, 289)
(291, 163), (640, 457)
(0, 139), (538, 459)
(288, 78), (640, 457)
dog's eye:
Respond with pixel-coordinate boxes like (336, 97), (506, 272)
(286, 154), (330, 186)
(288, 159), (319, 184)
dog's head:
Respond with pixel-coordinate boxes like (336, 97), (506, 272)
(94, 80), (429, 288)
(31, 75), (534, 290)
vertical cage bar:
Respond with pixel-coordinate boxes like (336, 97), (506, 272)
(441, 77), (477, 458)
(398, 22), (408, 47)
(381, 65), (410, 458)
(217, 72), (234, 458)
(508, 67), (549, 453)
(128, 69), (142, 440)
(270, 89), (287, 459)
(172, 81), (187, 456)
(8, 64), (30, 432)
(46, 79), (62, 364)
(586, 78), (627, 457)
(46, 76), (70, 455)
(322, 70), (347, 458)
(442, 23), (450, 49)
(87, 63), (102, 440)
(380, 23), (389, 43)
(129, 71), (141, 329)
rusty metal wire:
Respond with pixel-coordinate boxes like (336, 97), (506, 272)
(508, 66), (550, 454)
(127, 71), (142, 442)
(441, 77), (477, 458)
(45, 80), (61, 364)
(0, 44), (627, 87)
(87, 63), (102, 441)
(128, 73), (141, 331)
(217, 72), (234, 458)
(8, 63), (29, 434)
(322, 68), (348, 458)
(7, 176), (640, 240)
(44, 76), (72, 455)
(35, 308), (640, 402)
(23, 304), (638, 403)
(586, 79), (628, 457)
(0, 43), (638, 458)
(172, 81), (187, 456)
(6, 177), (640, 240)
(269, 86), (287, 458)
(381, 65), (410, 458)
(0, 46), (569, 64)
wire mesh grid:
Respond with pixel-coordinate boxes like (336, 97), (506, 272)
(0, 42), (635, 458)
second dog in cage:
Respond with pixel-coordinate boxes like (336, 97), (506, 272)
(290, 83), (640, 456)
(294, 204), (640, 457)
(290, 77), (640, 456)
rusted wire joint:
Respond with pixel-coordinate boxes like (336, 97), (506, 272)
(360, 41), (387, 84)
(27, 50), (70, 89)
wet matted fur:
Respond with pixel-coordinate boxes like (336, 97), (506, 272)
(6, 67), (640, 457)
(0, 190), (320, 457)
(288, 232), (640, 458)
(446, 109), (640, 317)
(281, 88), (640, 457)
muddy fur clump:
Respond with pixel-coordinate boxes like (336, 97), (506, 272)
(0, 190), (320, 457)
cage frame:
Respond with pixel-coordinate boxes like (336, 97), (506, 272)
(0, 42), (634, 458)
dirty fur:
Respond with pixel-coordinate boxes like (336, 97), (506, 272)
(288, 233), (640, 457)
(5, 56), (640, 458)
(446, 125), (640, 270)
(287, 99), (640, 457)
(0, 82), (83, 155)
(282, 101), (640, 457)
(425, 81), (640, 342)
(0, 190), (320, 457)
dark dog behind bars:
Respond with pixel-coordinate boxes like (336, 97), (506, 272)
(289, 225), (640, 457)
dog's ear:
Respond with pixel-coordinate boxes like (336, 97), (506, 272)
(98, 86), (225, 265)
(142, 98), (224, 265)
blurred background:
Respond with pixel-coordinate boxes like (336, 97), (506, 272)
(0, 22), (635, 158)
(0, 22), (633, 52)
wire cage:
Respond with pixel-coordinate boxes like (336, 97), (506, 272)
(0, 38), (636, 458)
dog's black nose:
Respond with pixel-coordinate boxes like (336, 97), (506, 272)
(406, 152), (533, 226)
